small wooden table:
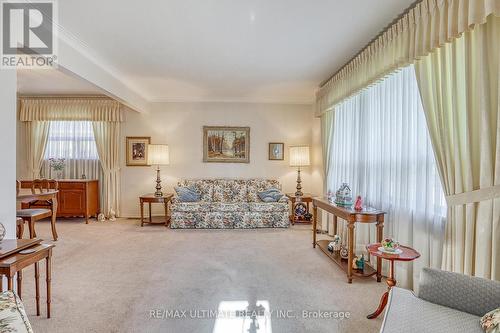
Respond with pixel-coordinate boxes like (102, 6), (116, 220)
(366, 243), (420, 319)
(0, 239), (54, 318)
(17, 189), (59, 241)
(139, 193), (173, 227)
(312, 197), (385, 283)
(286, 193), (313, 224)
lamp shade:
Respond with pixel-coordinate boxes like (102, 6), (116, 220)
(147, 144), (170, 166)
(289, 146), (310, 167)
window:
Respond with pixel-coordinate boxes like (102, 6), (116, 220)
(324, 65), (446, 288)
(42, 121), (100, 179)
(44, 121), (98, 160)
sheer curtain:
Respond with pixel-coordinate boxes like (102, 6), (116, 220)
(42, 121), (101, 180)
(325, 65), (447, 289)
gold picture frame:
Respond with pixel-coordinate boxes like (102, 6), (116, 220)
(203, 126), (250, 163)
(269, 142), (284, 160)
(126, 136), (151, 166)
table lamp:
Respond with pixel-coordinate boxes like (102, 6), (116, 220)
(147, 144), (170, 197)
(289, 145), (310, 198)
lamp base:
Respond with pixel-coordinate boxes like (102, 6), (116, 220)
(154, 166), (163, 197)
(295, 168), (303, 198)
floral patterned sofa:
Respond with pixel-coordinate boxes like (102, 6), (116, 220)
(170, 179), (289, 229)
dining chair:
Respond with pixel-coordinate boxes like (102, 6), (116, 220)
(16, 218), (24, 239)
(16, 179), (59, 239)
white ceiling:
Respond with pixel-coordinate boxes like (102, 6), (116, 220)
(17, 69), (105, 95)
(19, 0), (415, 104)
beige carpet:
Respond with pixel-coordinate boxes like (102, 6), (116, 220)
(20, 218), (387, 333)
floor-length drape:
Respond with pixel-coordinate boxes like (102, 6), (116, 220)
(326, 65), (447, 289)
(24, 121), (50, 179)
(415, 15), (499, 280)
(92, 121), (121, 217)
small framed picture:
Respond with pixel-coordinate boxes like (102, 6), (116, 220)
(269, 142), (284, 160)
(126, 136), (151, 166)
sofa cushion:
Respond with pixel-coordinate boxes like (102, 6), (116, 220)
(170, 202), (210, 212)
(247, 179), (281, 202)
(0, 290), (33, 333)
(249, 202), (288, 212)
(174, 186), (200, 202)
(257, 188), (284, 202)
(213, 179), (247, 202)
(210, 202), (249, 212)
(179, 179), (214, 202)
(198, 212), (235, 229)
(380, 287), (482, 333)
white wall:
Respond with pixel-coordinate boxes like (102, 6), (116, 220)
(121, 102), (321, 217)
(0, 69), (17, 238)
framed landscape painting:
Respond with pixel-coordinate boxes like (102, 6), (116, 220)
(203, 126), (250, 163)
(126, 136), (151, 166)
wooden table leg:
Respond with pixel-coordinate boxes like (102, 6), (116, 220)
(46, 254), (52, 318)
(347, 221), (355, 283)
(149, 202), (152, 223)
(333, 215), (338, 235)
(0, 275), (3, 292)
(312, 205), (317, 248)
(140, 200), (144, 227)
(17, 270), (22, 299)
(35, 262), (40, 316)
(50, 196), (58, 241)
(376, 219), (384, 282)
(164, 202), (169, 227)
(367, 260), (395, 319)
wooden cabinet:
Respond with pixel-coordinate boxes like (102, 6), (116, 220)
(21, 180), (99, 224)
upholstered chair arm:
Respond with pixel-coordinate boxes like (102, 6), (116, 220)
(417, 268), (500, 317)
(278, 195), (289, 203)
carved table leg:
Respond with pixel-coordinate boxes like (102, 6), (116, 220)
(149, 202), (152, 223)
(46, 255), (52, 318)
(50, 196), (58, 241)
(367, 260), (396, 319)
(140, 201), (144, 227)
(376, 218), (384, 282)
(312, 205), (317, 248)
(17, 270), (22, 299)
(35, 262), (40, 316)
(347, 221), (355, 283)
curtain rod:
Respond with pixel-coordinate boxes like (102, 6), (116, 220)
(319, 0), (422, 88)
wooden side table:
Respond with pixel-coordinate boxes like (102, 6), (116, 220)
(140, 193), (173, 227)
(0, 240), (55, 318)
(365, 243), (420, 319)
(312, 197), (386, 283)
(286, 193), (314, 224)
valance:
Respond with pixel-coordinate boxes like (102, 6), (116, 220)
(315, 0), (500, 116)
(19, 98), (124, 122)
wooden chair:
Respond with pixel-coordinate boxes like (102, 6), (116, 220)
(16, 218), (24, 239)
(16, 179), (58, 239)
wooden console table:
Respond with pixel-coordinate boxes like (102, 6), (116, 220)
(0, 239), (54, 318)
(312, 197), (385, 283)
(140, 193), (173, 227)
(21, 179), (99, 224)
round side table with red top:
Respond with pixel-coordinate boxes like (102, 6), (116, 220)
(365, 243), (420, 319)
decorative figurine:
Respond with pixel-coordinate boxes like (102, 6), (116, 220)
(81, 173), (86, 179)
(332, 234), (341, 251)
(327, 241), (335, 252)
(356, 254), (365, 270)
(97, 213), (106, 222)
(340, 245), (349, 260)
(327, 190), (334, 203)
(354, 195), (363, 211)
(335, 183), (353, 206)
(109, 209), (116, 222)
